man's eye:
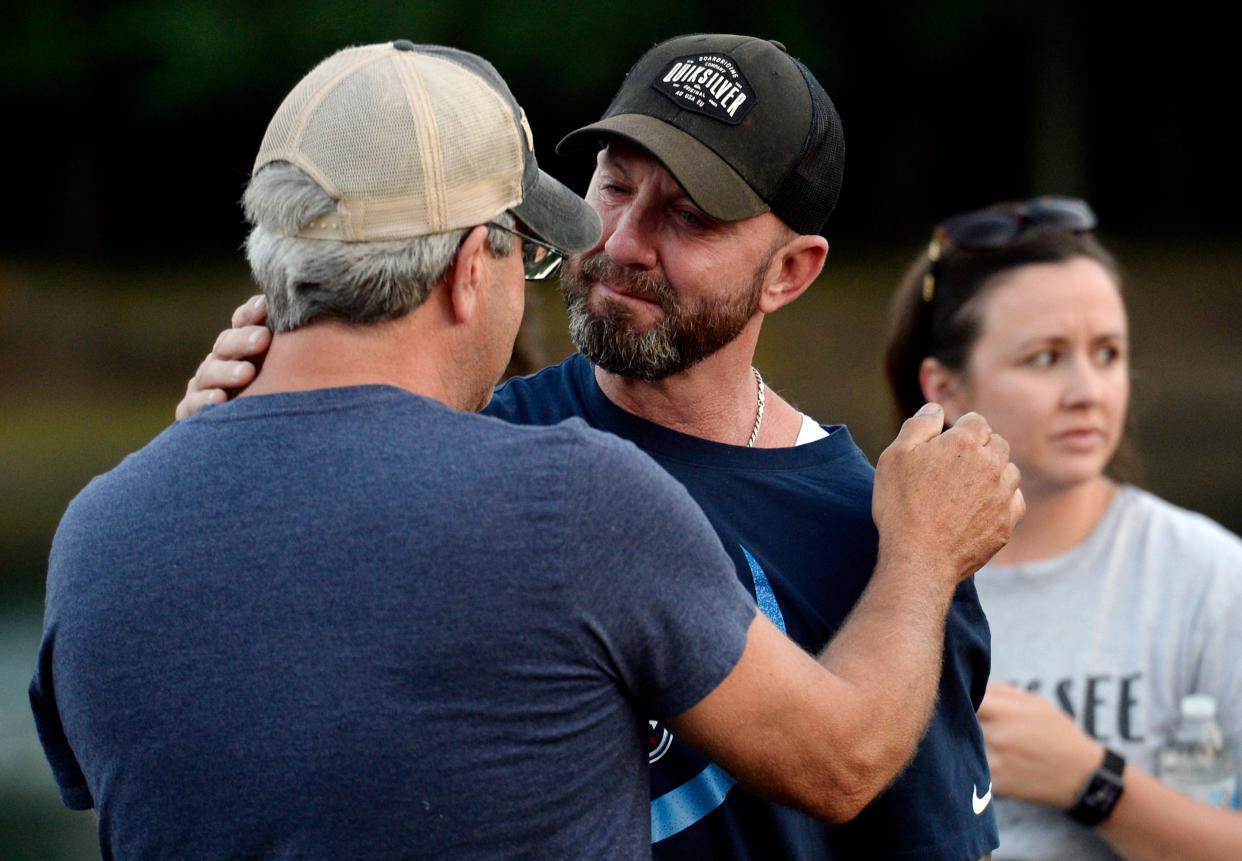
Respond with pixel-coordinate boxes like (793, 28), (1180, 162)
(677, 209), (705, 227)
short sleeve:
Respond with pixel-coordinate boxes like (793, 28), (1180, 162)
(561, 428), (756, 719)
(1188, 528), (1242, 759)
(29, 635), (94, 810)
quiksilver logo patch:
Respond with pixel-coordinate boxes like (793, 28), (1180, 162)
(651, 53), (755, 125)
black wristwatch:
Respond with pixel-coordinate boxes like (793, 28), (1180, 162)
(1066, 747), (1126, 827)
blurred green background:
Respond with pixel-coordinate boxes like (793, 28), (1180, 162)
(2, 2), (1238, 857)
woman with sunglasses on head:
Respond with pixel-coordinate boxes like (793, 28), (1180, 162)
(884, 198), (1242, 860)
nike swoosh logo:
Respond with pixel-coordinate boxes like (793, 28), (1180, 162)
(972, 782), (993, 815)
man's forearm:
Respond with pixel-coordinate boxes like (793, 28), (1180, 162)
(814, 551), (957, 800)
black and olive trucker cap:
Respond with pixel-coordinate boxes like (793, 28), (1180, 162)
(557, 34), (845, 236)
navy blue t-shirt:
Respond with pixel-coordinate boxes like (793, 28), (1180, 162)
(30, 386), (756, 860)
(488, 354), (999, 860)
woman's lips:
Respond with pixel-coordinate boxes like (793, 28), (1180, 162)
(1052, 428), (1107, 451)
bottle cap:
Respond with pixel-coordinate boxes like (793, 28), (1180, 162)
(1182, 694), (1217, 720)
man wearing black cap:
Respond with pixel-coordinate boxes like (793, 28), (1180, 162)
(182, 35), (1002, 860)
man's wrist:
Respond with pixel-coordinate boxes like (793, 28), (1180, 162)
(874, 543), (960, 593)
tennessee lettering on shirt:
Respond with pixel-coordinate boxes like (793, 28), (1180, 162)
(1018, 672), (1145, 742)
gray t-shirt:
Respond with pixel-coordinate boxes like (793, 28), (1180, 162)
(977, 485), (1242, 860)
(30, 386), (756, 859)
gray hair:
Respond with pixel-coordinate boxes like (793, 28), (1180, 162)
(243, 162), (516, 333)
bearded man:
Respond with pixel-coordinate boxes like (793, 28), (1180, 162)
(181, 34), (1001, 861)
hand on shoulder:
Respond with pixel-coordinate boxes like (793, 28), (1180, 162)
(174, 295), (272, 419)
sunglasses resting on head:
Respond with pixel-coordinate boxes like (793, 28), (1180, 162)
(923, 197), (1098, 302)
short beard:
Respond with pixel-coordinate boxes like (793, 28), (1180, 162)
(559, 253), (768, 381)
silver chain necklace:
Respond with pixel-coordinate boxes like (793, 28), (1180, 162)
(746, 366), (766, 448)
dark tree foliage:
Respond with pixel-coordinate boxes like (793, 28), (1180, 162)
(0, 0), (1235, 260)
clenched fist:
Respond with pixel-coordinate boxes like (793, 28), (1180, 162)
(872, 403), (1024, 588)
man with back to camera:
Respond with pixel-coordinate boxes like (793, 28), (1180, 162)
(178, 35), (1014, 859)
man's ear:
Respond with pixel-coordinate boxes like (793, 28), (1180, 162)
(757, 234), (829, 314)
(444, 225), (491, 325)
(919, 356), (965, 422)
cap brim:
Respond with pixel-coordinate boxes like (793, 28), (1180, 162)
(513, 169), (601, 254)
(557, 114), (769, 223)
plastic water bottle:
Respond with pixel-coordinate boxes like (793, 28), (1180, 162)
(1156, 694), (1238, 809)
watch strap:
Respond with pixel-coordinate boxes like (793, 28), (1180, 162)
(1066, 747), (1126, 827)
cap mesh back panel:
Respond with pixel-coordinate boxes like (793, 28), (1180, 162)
(423, 55), (523, 231)
(302, 59), (423, 198)
(769, 58), (846, 236)
(254, 45), (522, 240)
(253, 47), (385, 191)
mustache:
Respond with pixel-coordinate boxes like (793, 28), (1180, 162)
(566, 253), (678, 310)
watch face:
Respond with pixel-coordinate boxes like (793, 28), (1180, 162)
(1070, 764), (1125, 826)
(1085, 779), (1122, 810)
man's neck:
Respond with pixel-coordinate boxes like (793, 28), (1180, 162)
(592, 325), (803, 447)
(241, 319), (465, 410)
